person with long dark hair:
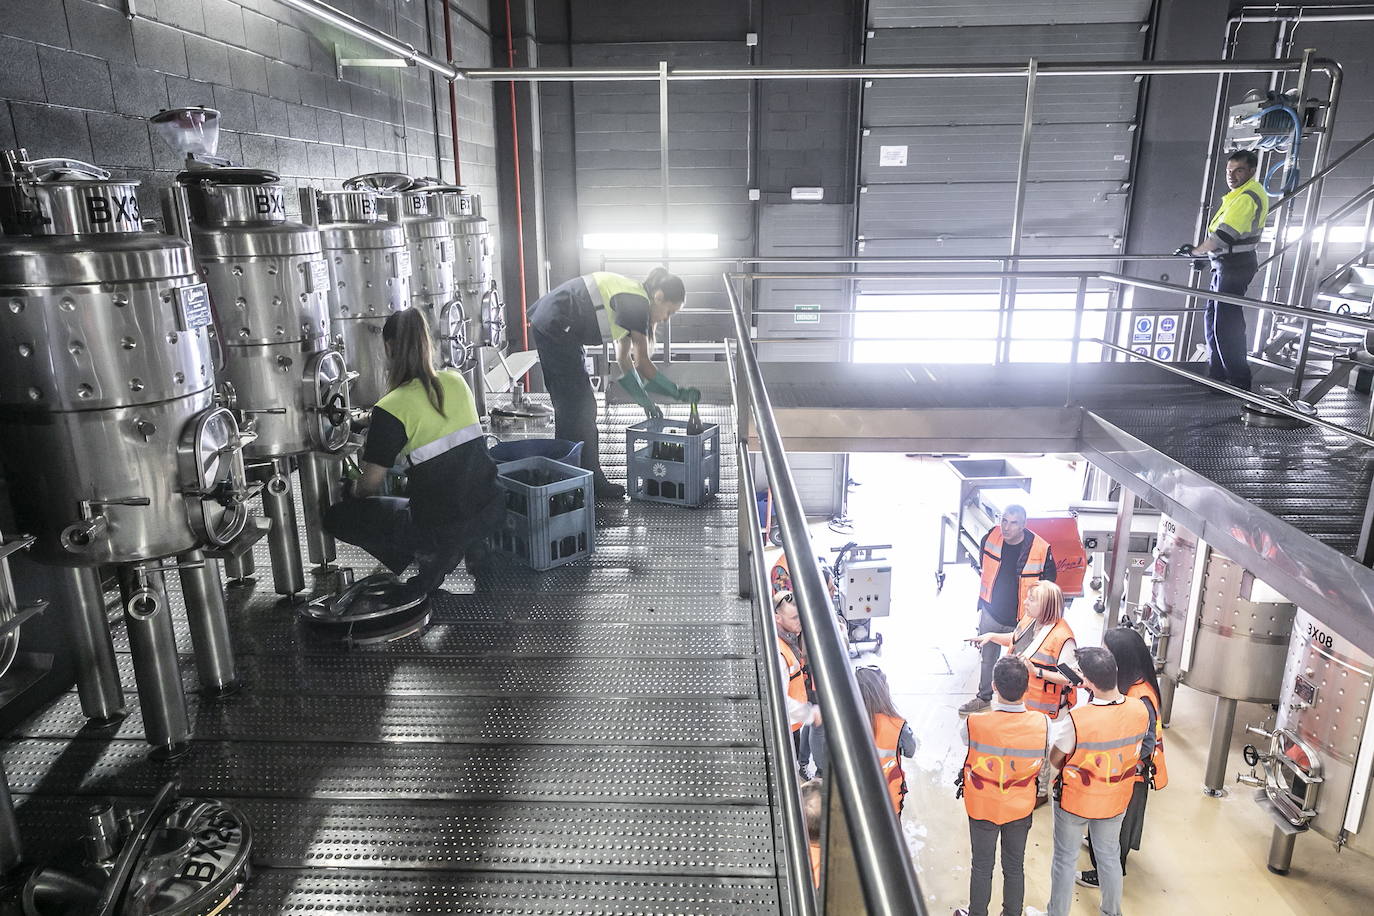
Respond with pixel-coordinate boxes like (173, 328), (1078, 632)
(1078, 627), (1169, 890)
(324, 309), (504, 600)
(854, 666), (916, 814)
(529, 267), (696, 498)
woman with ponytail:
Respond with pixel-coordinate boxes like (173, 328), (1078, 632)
(324, 308), (504, 599)
(529, 266), (696, 498)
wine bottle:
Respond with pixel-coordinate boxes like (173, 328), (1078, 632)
(686, 398), (704, 436)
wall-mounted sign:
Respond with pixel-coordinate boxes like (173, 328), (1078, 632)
(879, 145), (908, 167)
(1156, 314), (1178, 343)
(1153, 344), (1174, 361)
(1132, 315), (1156, 344)
(794, 304), (821, 324)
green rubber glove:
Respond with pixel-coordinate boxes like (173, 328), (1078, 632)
(618, 371), (662, 419)
(644, 371), (682, 401)
(679, 386), (702, 404)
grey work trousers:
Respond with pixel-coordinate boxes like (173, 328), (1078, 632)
(976, 608), (1016, 702)
(968, 814), (1033, 916)
(1048, 803), (1127, 916)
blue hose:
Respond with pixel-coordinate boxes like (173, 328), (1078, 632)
(1243, 105), (1303, 195)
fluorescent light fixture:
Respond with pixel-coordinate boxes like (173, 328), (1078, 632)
(582, 232), (719, 252)
(1262, 225), (1374, 244)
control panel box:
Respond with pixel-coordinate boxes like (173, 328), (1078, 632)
(841, 559), (892, 619)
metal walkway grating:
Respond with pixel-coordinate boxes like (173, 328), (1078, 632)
(2, 400), (788, 913)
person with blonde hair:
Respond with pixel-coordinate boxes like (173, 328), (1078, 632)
(973, 581), (1078, 720)
(325, 309), (504, 600)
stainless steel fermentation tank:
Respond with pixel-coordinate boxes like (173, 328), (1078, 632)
(429, 185), (502, 414)
(345, 173), (463, 370)
(0, 151), (256, 757)
(295, 184), (411, 578)
(1240, 609), (1374, 874)
(179, 169), (352, 598)
(1131, 516), (1298, 795)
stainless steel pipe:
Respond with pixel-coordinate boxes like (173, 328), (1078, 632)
(55, 565), (126, 723)
(176, 550), (238, 695)
(119, 565), (191, 758)
(0, 762), (19, 876)
(277, 0), (459, 79)
(298, 452), (339, 570)
(262, 459), (306, 598)
(724, 276), (924, 915)
(223, 550), (255, 583)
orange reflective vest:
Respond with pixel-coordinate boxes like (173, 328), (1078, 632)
(962, 709), (1049, 825)
(1013, 617), (1076, 719)
(1059, 700), (1151, 819)
(1126, 681), (1168, 790)
(779, 636), (809, 733)
(874, 713), (908, 815)
(979, 529), (1050, 622)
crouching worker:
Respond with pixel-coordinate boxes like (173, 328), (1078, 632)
(324, 309), (504, 602)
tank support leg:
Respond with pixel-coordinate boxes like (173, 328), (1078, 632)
(470, 348), (488, 417)
(1203, 695), (1238, 797)
(55, 566), (126, 723)
(1267, 825), (1297, 875)
(0, 761), (20, 877)
(262, 458), (305, 598)
(176, 550), (238, 695)
(298, 452), (338, 570)
(1159, 674), (1177, 729)
(119, 565), (191, 759)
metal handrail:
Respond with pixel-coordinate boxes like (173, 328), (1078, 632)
(727, 346), (818, 916)
(725, 274), (925, 915)
(1260, 184), (1374, 267)
(602, 253), (1182, 266)
(1099, 273), (1374, 332)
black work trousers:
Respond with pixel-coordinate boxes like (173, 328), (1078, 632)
(532, 325), (603, 479)
(1205, 252), (1258, 391)
(324, 491), (504, 587)
(968, 814), (1033, 916)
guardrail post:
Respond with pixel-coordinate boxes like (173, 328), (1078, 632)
(1067, 275), (1087, 406)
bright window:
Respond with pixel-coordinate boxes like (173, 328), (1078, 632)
(853, 292), (1110, 364)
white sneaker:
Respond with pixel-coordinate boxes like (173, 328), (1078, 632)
(1025, 907), (1049, 916)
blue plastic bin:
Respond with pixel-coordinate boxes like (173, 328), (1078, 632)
(488, 438), (584, 468)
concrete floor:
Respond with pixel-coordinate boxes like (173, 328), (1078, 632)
(811, 453), (1374, 916)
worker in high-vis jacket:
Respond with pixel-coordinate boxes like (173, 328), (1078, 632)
(960, 505), (1056, 716)
(1027, 647), (1156, 916)
(955, 656), (1060, 916)
(325, 309), (504, 601)
(1175, 149), (1270, 391)
(529, 267), (700, 499)
(772, 590), (819, 739)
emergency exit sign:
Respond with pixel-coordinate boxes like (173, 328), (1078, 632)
(794, 304), (820, 324)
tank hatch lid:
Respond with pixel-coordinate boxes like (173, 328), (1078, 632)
(176, 167), (279, 186)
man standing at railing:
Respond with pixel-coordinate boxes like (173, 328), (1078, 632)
(1174, 149), (1270, 391)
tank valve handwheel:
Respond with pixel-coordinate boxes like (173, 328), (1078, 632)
(1243, 744), (1262, 768)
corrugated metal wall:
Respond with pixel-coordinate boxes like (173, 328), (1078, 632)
(858, 2), (1153, 295)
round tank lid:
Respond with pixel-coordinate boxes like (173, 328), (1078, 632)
(176, 166), (280, 186)
(344, 172), (415, 192)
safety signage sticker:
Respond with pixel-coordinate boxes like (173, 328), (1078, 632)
(1133, 346), (1150, 357)
(879, 145), (908, 167)
(1153, 344), (1175, 361)
(794, 303), (821, 324)
(1132, 315), (1156, 344)
(1156, 314), (1178, 343)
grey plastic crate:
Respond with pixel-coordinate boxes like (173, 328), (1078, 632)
(492, 456), (595, 570)
(626, 419), (720, 508)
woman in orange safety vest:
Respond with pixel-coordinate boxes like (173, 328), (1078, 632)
(973, 581), (1078, 720)
(1080, 626), (1168, 886)
(855, 666), (917, 815)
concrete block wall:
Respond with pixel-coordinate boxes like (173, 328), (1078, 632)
(0, 0), (497, 226)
